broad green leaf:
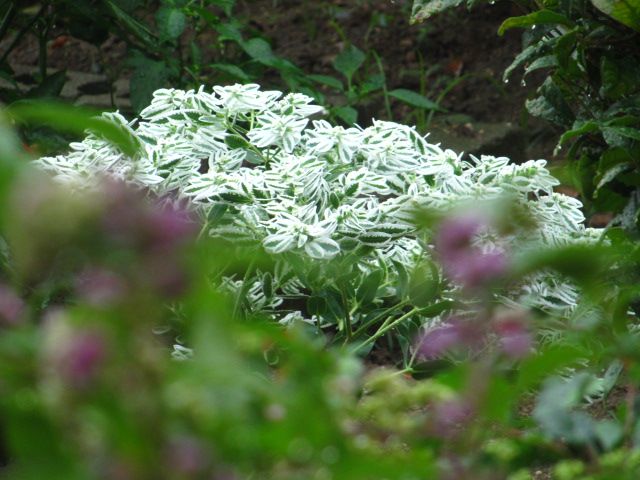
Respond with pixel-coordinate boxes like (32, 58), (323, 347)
(602, 126), (640, 149)
(356, 270), (384, 306)
(129, 57), (171, 114)
(156, 7), (187, 40)
(26, 70), (67, 99)
(411, 0), (465, 23)
(525, 77), (574, 126)
(6, 100), (140, 156)
(333, 45), (365, 83)
(308, 74), (343, 91)
(408, 262), (440, 307)
(211, 63), (252, 82)
(389, 89), (442, 111)
(105, 0), (157, 49)
(498, 10), (574, 36)
(524, 55), (558, 76)
(241, 37), (277, 65)
(214, 22), (243, 43)
(559, 120), (599, 144)
(333, 105), (358, 125)
(591, 0), (640, 32)
(503, 36), (559, 81)
(596, 162), (631, 192)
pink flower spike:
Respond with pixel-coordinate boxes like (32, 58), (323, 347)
(495, 316), (532, 359)
(59, 330), (107, 388)
(145, 204), (197, 251)
(435, 214), (484, 259)
(454, 250), (509, 289)
(75, 268), (126, 306)
(167, 436), (208, 475)
(417, 322), (461, 359)
(432, 398), (474, 438)
(0, 284), (25, 327)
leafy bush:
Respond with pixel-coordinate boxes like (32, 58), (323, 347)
(412, 0), (640, 229)
(35, 84), (602, 358)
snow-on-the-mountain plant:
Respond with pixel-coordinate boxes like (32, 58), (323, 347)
(36, 84), (601, 344)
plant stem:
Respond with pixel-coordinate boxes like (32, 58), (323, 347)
(373, 51), (392, 120)
(232, 258), (256, 320)
(355, 307), (420, 351)
(350, 299), (409, 339)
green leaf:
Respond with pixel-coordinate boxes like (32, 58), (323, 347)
(408, 262), (440, 308)
(332, 106), (358, 125)
(410, 0), (465, 23)
(6, 100), (140, 156)
(241, 37), (277, 65)
(602, 126), (640, 149)
(524, 55), (558, 76)
(596, 162), (631, 192)
(308, 74), (343, 91)
(498, 10), (574, 36)
(503, 36), (559, 81)
(525, 77), (574, 126)
(26, 70), (67, 99)
(591, 0), (640, 32)
(105, 0), (157, 49)
(333, 45), (365, 83)
(388, 89), (442, 111)
(156, 7), (187, 40)
(356, 270), (384, 306)
(129, 56), (171, 114)
(211, 63), (252, 82)
(559, 120), (599, 144)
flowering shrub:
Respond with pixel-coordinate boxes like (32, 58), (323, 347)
(36, 84), (602, 351)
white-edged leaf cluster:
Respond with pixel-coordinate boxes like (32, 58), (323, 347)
(36, 83), (601, 330)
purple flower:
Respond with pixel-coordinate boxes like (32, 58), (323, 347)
(432, 398), (474, 438)
(167, 436), (208, 475)
(59, 330), (107, 388)
(435, 215), (484, 259)
(0, 284), (25, 327)
(145, 204), (197, 252)
(494, 315), (532, 359)
(435, 214), (509, 289)
(416, 322), (464, 359)
(448, 250), (509, 289)
(75, 268), (126, 306)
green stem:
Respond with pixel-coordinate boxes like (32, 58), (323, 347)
(232, 258), (256, 320)
(355, 307), (420, 351)
(350, 299), (409, 339)
(373, 51), (392, 120)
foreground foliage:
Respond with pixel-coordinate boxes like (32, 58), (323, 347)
(0, 88), (639, 478)
(412, 0), (640, 230)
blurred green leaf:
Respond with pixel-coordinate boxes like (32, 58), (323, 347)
(6, 101), (140, 156)
(591, 0), (640, 32)
(389, 88), (443, 111)
(156, 6), (187, 40)
(333, 45), (365, 83)
(498, 10), (574, 35)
